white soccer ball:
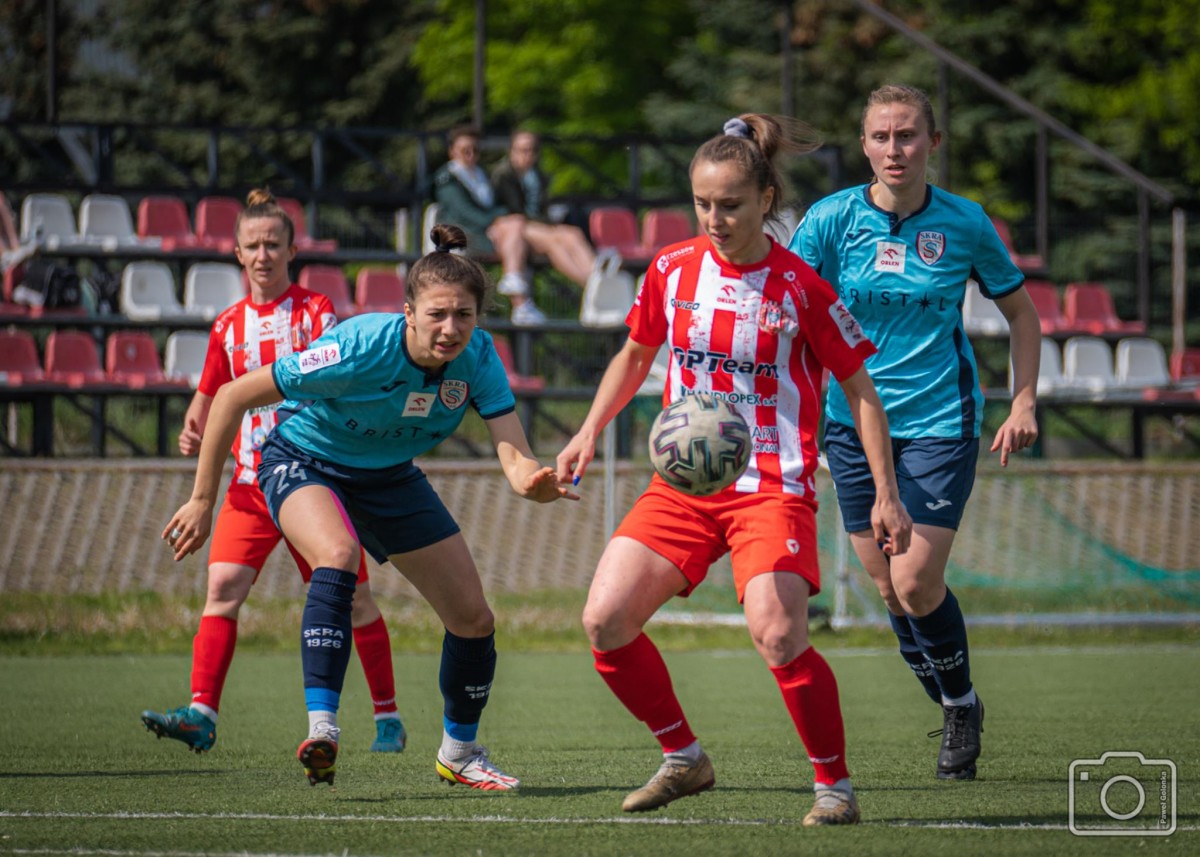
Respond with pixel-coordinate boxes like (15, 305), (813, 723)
(648, 393), (751, 496)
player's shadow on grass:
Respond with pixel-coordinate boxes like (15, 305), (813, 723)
(10, 769), (227, 779)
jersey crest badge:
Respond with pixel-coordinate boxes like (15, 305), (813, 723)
(757, 300), (798, 336)
(439, 379), (468, 410)
(916, 231), (945, 265)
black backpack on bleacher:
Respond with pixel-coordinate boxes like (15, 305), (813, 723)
(18, 258), (82, 309)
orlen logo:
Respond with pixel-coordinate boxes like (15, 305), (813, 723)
(716, 283), (739, 307)
(656, 244), (696, 273)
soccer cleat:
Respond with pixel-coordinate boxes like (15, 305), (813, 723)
(803, 788), (861, 826)
(297, 724), (339, 787)
(370, 716), (407, 753)
(435, 745), (520, 791)
(140, 706), (216, 754)
(621, 752), (715, 812)
(930, 697), (984, 780)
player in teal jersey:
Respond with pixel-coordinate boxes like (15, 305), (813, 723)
(790, 84), (1041, 780)
(164, 224), (578, 789)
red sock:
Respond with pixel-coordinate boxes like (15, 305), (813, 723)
(769, 646), (850, 785)
(190, 615), (237, 713)
(593, 633), (696, 753)
(353, 615), (398, 717)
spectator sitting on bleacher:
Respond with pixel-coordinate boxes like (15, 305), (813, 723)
(491, 129), (597, 287)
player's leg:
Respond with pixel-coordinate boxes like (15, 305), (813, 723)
(348, 572), (406, 753)
(274, 482), (361, 786)
(389, 534), (518, 790)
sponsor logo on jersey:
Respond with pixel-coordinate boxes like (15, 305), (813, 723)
(439, 379), (468, 410)
(917, 231), (946, 265)
(926, 498), (952, 511)
(716, 282), (739, 307)
(828, 299), (868, 348)
(670, 298), (700, 310)
(683, 388), (779, 407)
(787, 538), (800, 555)
(402, 392), (433, 418)
(874, 240), (906, 272)
(298, 342), (342, 374)
(656, 244), (696, 273)
(672, 346), (780, 379)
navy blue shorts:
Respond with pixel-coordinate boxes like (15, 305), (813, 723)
(258, 433), (460, 563)
(823, 420), (979, 532)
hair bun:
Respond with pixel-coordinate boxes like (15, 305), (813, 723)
(430, 223), (468, 253)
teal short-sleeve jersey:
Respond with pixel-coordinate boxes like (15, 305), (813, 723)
(271, 314), (515, 468)
(789, 184), (1024, 438)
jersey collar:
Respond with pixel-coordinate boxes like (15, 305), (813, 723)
(861, 181), (934, 236)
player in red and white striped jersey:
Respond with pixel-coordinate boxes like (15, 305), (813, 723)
(142, 189), (407, 759)
(556, 115), (912, 825)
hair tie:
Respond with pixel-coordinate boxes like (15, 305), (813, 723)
(435, 243), (451, 253)
(435, 244), (467, 256)
(723, 117), (751, 139)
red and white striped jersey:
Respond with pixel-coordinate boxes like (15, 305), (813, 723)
(198, 284), (337, 486)
(629, 236), (875, 498)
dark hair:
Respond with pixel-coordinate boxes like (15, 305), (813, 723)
(689, 114), (821, 221)
(406, 223), (490, 311)
(236, 187), (294, 247)
(861, 84), (937, 137)
(447, 124), (482, 148)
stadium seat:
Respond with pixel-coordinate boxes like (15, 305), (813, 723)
(588, 206), (650, 261)
(106, 330), (179, 388)
(137, 195), (199, 251)
(1063, 282), (1146, 336)
(78, 194), (156, 250)
(641, 208), (694, 252)
(1022, 279), (1076, 336)
(278, 197), (338, 254)
(184, 262), (245, 320)
(1032, 337), (1065, 395)
(194, 196), (242, 253)
(355, 268), (406, 314)
(0, 329), (45, 384)
(163, 330), (209, 388)
(1169, 347), (1200, 383)
(962, 279), (1009, 336)
(580, 252), (636, 327)
(44, 329), (106, 387)
(1062, 335), (1117, 394)
(20, 193), (81, 248)
(120, 261), (186, 321)
(299, 264), (356, 318)
(1115, 338), (1171, 389)
(490, 334), (545, 394)
(990, 216), (1046, 274)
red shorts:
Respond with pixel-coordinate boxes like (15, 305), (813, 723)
(613, 475), (821, 602)
(209, 482), (369, 583)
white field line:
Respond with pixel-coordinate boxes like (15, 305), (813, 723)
(2, 810), (1197, 834)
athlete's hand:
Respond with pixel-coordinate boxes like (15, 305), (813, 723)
(521, 465), (580, 503)
(555, 430), (597, 489)
(872, 492), (912, 556)
(991, 405), (1039, 466)
(178, 415), (203, 457)
(162, 498), (214, 562)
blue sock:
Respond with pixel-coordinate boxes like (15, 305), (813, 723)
(907, 588), (972, 702)
(439, 629), (496, 735)
(888, 611), (942, 704)
(301, 567), (357, 713)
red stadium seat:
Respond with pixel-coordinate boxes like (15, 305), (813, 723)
(1170, 347), (1200, 383)
(278, 197), (338, 254)
(1063, 282), (1146, 337)
(490, 334), (545, 394)
(44, 330), (106, 387)
(588, 206), (651, 261)
(355, 268), (406, 314)
(1023, 279), (1078, 336)
(137, 195), (199, 251)
(106, 330), (181, 388)
(0, 329), (45, 384)
(194, 196), (243, 254)
(990, 216), (1046, 274)
(299, 264), (356, 319)
(641, 208), (695, 252)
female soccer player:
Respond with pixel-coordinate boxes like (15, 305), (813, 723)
(556, 114), (911, 825)
(789, 84), (1041, 780)
(142, 189), (406, 756)
(164, 223), (577, 788)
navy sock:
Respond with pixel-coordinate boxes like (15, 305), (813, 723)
(907, 588), (972, 702)
(439, 629), (497, 736)
(888, 611), (942, 704)
(301, 567), (357, 712)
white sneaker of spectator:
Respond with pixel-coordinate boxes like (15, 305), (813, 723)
(510, 300), (547, 326)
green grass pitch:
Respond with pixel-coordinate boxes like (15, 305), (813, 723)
(1, 644), (1196, 856)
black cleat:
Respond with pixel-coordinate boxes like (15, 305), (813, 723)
(930, 697), (983, 780)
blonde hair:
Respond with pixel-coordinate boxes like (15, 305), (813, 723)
(861, 84), (937, 137)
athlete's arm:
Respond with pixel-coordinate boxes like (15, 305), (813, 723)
(485, 411), (579, 503)
(163, 365), (283, 560)
(555, 337), (659, 485)
(178, 391), (213, 456)
(839, 366), (912, 555)
(992, 287), (1041, 466)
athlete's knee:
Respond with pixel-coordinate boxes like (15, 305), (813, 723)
(750, 620), (809, 667)
(349, 585), (382, 626)
(444, 601), (494, 639)
(894, 575), (945, 616)
(204, 565), (255, 614)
